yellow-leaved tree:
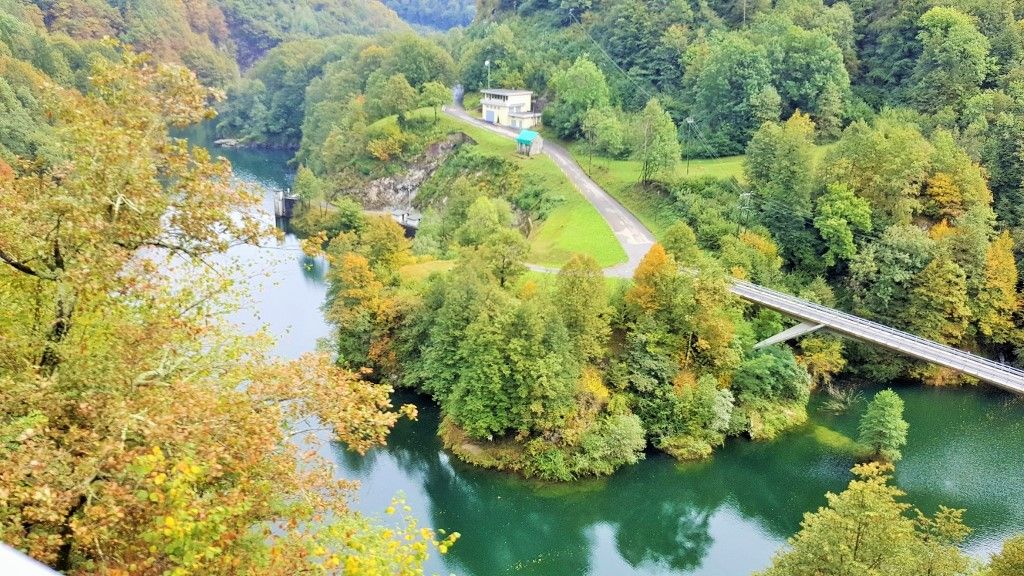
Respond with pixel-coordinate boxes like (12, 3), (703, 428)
(0, 45), (453, 575)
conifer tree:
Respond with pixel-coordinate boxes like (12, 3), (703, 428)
(858, 389), (909, 463)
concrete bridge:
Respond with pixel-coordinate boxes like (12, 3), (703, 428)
(442, 106), (1024, 395)
(731, 281), (1024, 394)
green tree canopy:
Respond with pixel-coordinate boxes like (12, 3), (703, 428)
(760, 463), (971, 576)
(909, 7), (992, 112)
(858, 389), (910, 462)
(631, 98), (680, 185)
(545, 55), (612, 139)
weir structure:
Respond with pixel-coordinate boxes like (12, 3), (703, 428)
(442, 106), (1024, 395)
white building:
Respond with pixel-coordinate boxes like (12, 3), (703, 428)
(480, 89), (541, 129)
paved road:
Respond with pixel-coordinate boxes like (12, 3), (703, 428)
(442, 106), (1024, 393)
(443, 106), (655, 277)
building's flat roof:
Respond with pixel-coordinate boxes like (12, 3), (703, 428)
(481, 89), (533, 96)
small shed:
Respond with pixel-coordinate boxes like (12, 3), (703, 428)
(516, 130), (543, 157)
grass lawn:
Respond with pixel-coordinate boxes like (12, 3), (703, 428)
(438, 113), (627, 268)
(561, 139), (746, 238)
(399, 259), (455, 282)
(559, 138), (829, 239)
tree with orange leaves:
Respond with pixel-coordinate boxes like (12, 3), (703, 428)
(0, 46), (453, 575)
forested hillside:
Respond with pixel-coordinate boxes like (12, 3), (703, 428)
(6, 0), (1024, 572)
(2, 0), (406, 86)
(381, 0), (475, 29)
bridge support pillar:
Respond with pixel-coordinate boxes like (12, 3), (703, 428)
(754, 321), (826, 350)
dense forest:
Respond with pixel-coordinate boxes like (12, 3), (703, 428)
(1, 0), (407, 88)
(382, 0), (475, 29)
(4, 0), (1024, 572)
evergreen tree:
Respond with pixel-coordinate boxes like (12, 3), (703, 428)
(858, 389), (909, 462)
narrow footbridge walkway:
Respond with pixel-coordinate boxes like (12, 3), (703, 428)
(442, 106), (1024, 394)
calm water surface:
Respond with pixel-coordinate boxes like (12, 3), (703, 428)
(191, 127), (1024, 575)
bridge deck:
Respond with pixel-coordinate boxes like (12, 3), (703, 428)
(729, 281), (1024, 394)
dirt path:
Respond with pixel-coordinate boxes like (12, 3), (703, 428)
(443, 106), (655, 278)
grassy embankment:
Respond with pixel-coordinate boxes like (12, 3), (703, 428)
(406, 108), (626, 268)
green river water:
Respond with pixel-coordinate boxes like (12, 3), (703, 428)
(191, 126), (1024, 575)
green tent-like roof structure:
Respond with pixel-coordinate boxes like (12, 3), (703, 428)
(516, 130), (539, 146)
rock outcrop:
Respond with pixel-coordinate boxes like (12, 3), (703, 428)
(353, 132), (473, 210)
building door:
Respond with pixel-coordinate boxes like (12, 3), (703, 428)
(485, 110), (495, 123)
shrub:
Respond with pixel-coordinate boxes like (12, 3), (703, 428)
(732, 347), (812, 403)
(659, 435), (714, 461)
(575, 414), (646, 475)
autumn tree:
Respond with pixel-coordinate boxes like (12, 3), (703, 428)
(986, 535), (1024, 576)
(908, 253), (972, 345)
(324, 251), (405, 378)
(760, 463), (971, 576)
(820, 117), (933, 228)
(618, 244), (742, 451)
(0, 47), (451, 574)
(858, 389), (909, 463)
(976, 231), (1020, 347)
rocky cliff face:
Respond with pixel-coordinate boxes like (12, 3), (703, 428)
(354, 132), (474, 210)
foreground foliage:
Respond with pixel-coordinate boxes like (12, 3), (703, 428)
(0, 45), (453, 574)
(761, 463), (974, 576)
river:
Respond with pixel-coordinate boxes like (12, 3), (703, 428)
(191, 125), (1024, 575)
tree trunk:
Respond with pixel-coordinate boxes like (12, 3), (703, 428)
(38, 287), (75, 375)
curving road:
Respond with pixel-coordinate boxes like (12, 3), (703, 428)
(443, 106), (1024, 394)
(443, 106), (655, 277)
